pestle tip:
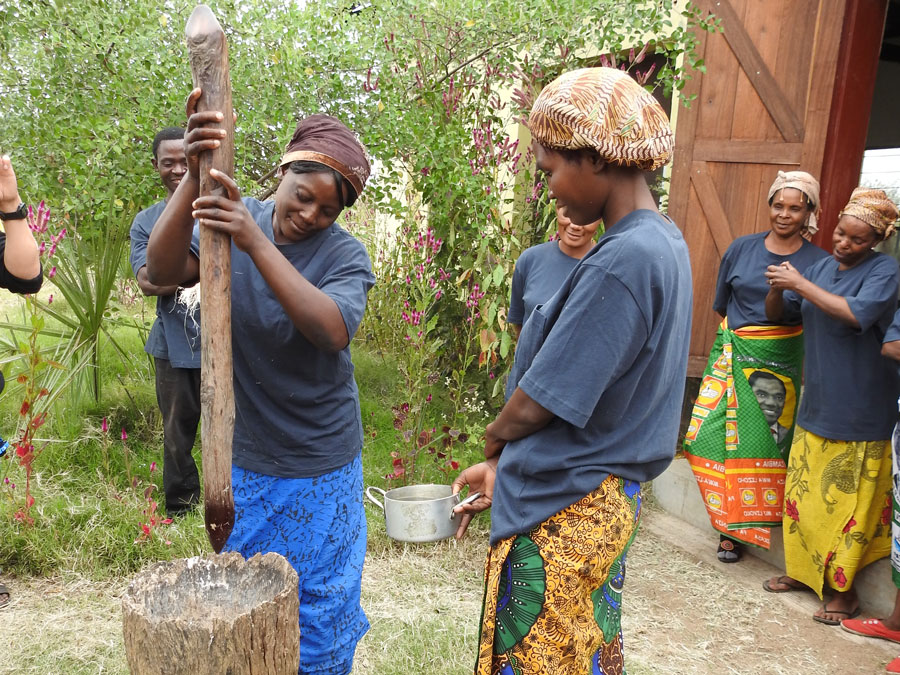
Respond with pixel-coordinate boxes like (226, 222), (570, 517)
(205, 501), (235, 554)
(185, 4), (223, 37)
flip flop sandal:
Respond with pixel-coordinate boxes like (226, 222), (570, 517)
(762, 575), (806, 593)
(0, 583), (9, 610)
(716, 538), (742, 563)
(813, 602), (861, 626)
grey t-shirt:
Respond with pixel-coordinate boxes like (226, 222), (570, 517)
(227, 198), (375, 478)
(129, 200), (201, 368)
(508, 241), (581, 326)
(783, 252), (900, 440)
(491, 210), (693, 543)
(885, 307), (900, 379)
(713, 232), (827, 328)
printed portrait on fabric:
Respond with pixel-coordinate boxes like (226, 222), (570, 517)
(742, 368), (796, 445)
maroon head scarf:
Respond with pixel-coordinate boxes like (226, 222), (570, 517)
(279, 114), (370, 200)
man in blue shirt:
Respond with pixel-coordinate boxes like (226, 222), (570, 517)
(129, 128), (201, 516)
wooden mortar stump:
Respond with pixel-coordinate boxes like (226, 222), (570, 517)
(122, 552), (299, 674)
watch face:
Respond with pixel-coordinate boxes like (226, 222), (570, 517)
(0, 203), (27, 221)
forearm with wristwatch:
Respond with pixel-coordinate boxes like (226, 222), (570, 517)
(0, 200), (26, 223)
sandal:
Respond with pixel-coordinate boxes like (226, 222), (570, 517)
(762, 575), (807, 593)
(717, 536), (742, 563)
(0, 582), (9, 610)
(813, 600), (860, 626)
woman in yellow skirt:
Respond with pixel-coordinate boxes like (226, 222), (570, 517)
(763, 188), (900, 624)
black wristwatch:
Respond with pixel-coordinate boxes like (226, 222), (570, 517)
(0, 203), (27, 221)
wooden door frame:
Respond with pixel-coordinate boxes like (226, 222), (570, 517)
(814, 0), (889, 250)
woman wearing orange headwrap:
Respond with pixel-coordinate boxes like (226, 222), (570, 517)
(451, 67), (693, 675)
(763, 188), (900, 625)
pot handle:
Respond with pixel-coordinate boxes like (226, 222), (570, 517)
(449, 491), (482, 520)
(365, 486), (386, 512)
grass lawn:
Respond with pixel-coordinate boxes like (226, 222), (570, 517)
(0, 291), (494, 672)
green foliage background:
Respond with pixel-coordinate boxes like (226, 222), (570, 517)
(0, 0), (711, 569)
(0, 0), (710, 390)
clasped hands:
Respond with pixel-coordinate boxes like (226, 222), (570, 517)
(765, 260), (803, 291)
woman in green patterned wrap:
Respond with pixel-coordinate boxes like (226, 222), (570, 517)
(451, 66), (693, 675)
(683, 170), (828, 563)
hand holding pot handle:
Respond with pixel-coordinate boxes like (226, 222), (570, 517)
(451, 457), (498, 539)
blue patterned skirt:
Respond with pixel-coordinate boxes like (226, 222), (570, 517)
(224, 455), (369, 675)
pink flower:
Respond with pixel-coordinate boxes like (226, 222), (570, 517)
(149, 461), (157, 473)
(101, 417), (108, 434)
(121, 428), (128, 441)
(47, 294), (53, 304)
(48, 266), (56, 278)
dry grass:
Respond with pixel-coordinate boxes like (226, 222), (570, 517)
(0, 576), (128, 674)
(352, 534), (488, 674)
(1, 505), (897, 674)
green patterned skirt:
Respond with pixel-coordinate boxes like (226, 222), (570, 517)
(476, 475), (642, 675)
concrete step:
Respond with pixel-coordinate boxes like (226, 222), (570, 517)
(651, 456), (895, 617)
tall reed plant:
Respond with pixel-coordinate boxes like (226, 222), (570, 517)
(31, 188), (136, 402)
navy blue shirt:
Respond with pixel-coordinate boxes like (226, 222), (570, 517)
(783, 252), (900, 440)
(0, 232), (42, 294)
(508, 241), (582, 326)
(714, 233), (827, 328)
(886, 307), (900, 380)
(129, 201), (201, 368)
(228, 198), (375, 478)
(491, 210), (693, 543)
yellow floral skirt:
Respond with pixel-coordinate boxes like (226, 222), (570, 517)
(782, 426), (892, 598)
(476, 475), (642, 675)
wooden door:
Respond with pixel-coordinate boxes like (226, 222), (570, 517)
(669, 0), (847, 376)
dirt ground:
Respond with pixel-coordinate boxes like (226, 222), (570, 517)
(1, 504), (897, 674)
(627, 508), (897, 674)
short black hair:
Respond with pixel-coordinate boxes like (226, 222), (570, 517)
(748, 370), (786, 394)
(287, 160), (358, 209)
(152, 127), (185, 159)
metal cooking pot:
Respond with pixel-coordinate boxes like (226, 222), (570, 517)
(365, 484), (479, 543)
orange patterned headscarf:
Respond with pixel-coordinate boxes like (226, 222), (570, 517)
(528, 67), (673, 171)
(839, 188), (898, 241)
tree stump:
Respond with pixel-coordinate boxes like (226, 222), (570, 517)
(122, 552), (299, 674)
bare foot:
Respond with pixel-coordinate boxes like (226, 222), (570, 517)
(814, 590), (859, 625)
